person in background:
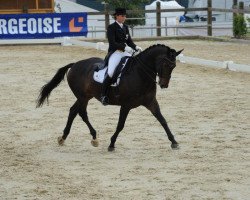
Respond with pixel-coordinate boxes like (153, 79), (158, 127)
(100, 7), (143, 106)
(179, 11), (187, 22)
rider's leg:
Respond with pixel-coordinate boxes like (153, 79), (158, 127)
(100, 74), (112, 106)
(101, 51), (123, 105)
(107, 51), (123, 77)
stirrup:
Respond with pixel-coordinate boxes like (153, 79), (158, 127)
(100, 96), (109, 106)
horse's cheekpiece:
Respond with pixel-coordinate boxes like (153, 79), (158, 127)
(93, 57), (130, 86)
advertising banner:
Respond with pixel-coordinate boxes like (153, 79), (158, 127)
(0, 13), (88, 39)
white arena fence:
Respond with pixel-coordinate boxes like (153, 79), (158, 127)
(1, 37), (249, 74)
(87, 21), (236, 38)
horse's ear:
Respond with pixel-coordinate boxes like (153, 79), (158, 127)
(176, 49), (184, 56)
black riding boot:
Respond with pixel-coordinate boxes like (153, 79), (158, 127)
(100, 75), (112, 106)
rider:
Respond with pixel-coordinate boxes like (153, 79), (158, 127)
(100, 7), (143, 106)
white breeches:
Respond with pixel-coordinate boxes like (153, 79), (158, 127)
(107, 50), (132, 77)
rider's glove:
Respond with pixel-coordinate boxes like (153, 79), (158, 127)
(124, 46), (133, 54)
(135, 46), (143, 52)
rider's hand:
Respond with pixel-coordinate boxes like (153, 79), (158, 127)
(124, 46), (133, 54)
(135, 46), (143, 52)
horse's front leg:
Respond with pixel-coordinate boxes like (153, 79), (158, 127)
(145, 98), (179, 149)
(108, 106), (130, 151)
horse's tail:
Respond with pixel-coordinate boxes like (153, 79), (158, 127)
(36, 63), (74, 108)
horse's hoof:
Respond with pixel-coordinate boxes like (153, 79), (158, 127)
(58, 136), (65, 146)
(91, 139), (99, 147)
(171, 143), (179, 150)
(108, 146), (115, 152)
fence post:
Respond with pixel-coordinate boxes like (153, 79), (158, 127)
(104, 3), (110, 38)
(207, 0), (212, 36)
(233, 0), (238, 19)
(239, 1), (244, 16)
(156, 1), (161, 37)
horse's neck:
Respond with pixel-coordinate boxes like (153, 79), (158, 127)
(135, 45), (169, 69)
(138, 53), (156, 71)
(133, 54), (157, 85)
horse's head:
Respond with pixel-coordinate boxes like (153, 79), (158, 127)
(156, 48), (183, 88)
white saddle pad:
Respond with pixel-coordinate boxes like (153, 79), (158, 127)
(93, 67), (120, 87)
(93, 58), (129, 87)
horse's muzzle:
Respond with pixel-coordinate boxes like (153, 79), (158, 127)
(160, 84), (168, 89)
(159, 78), (169, 88)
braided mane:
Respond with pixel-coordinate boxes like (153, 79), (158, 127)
(135, 44), (171, 58)
(144, 44), (170, 53)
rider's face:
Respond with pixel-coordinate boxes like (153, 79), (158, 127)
(116, 15), (126, 24)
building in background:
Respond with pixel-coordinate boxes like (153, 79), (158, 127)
(0, 0), (54, 14)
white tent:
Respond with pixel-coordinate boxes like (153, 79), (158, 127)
(54, 0), (108, 38)
(145, 0), (184, 35)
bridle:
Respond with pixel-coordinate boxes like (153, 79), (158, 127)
(157, 56), (176, 79)
(159, 56), (176, 68)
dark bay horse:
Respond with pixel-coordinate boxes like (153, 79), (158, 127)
(37, 44), (183, 151)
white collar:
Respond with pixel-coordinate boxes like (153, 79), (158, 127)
(116, 21), (123, 28)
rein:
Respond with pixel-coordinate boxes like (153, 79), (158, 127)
(134, 55), (176, 83)
(134, 56), (157, 84)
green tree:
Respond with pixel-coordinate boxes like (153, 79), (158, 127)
(102, 0), (150, 27)
(233, 14), (247, 38)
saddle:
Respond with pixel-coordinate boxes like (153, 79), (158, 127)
(93, 52), (111, 71)
(93, 54), (130, 87)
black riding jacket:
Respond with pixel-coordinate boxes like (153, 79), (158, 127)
(107, 22), (136, 53)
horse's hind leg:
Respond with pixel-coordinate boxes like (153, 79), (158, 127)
(58, 101), (79, 145)
(78, 99), (98, 147)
